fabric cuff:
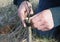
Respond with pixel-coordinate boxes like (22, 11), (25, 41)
(50, 7), (60, 27)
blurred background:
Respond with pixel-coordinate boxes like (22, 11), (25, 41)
(0, 0), (60, 42)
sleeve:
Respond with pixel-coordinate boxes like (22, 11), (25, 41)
(37, 0), (60, 27)
(38, 0), (60, 12)
(50, 7), (60, 27)
(13, 0), (25, 6)
(13, 0), (29, 7)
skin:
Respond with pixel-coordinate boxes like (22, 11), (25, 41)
(18, 1), (54, 31)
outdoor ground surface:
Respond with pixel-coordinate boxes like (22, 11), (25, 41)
(0, 0), (59, 42)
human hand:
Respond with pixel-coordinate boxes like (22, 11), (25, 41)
(30, 9), (54, 31)
(18, 1), (33, 27)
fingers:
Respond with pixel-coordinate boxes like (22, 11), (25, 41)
(30, 11), (54, 31)
(26, 1), (34, 14)
(31, 18), (49, 31)
(22, 20), (26, 27)
(18, 1), (34, 27)
(31, 18), (50, 31)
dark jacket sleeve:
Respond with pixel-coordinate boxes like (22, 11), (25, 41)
(51, 7), (60, 27)
(38, 0), (60, 12)
(38, 0), (60, 27)
(13, 0), (29, 6)
(13, 0), (25, 6)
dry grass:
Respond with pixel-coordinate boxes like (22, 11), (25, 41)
(0, 0), (13, 7)
(0, 0), (58, 42)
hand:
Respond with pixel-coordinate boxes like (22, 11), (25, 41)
(18, 1), (33, 27)
(30, 9), (54, 31)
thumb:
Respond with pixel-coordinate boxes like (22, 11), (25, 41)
(22, 20), (26, 27)
(29, 7), (34, 15)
